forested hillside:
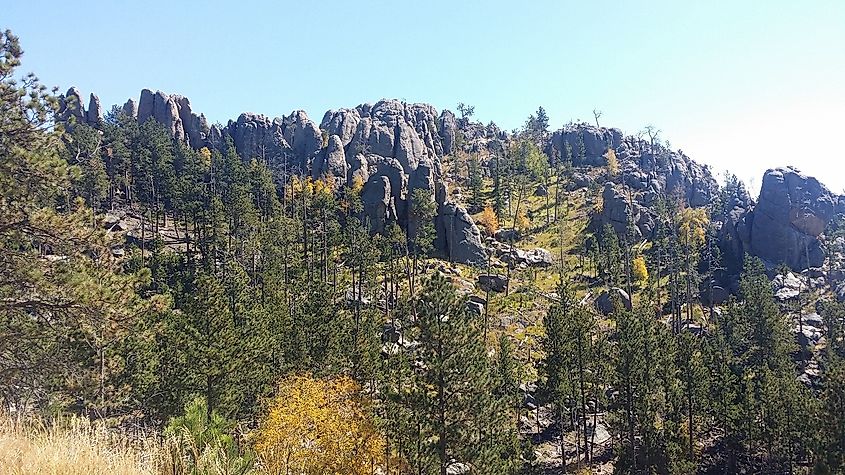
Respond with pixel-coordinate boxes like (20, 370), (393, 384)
(2, 29), (845, 475)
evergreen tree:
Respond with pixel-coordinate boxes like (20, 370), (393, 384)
(406, 272), (518, 474)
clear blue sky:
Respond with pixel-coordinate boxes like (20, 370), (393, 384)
(6, 0), (845, 193)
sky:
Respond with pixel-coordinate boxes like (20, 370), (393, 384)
(6, 0), (845, 193)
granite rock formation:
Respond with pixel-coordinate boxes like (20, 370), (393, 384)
(136, 89), (209, 149)
(741, 167), (837, 270)
(58, 87), (101, 128)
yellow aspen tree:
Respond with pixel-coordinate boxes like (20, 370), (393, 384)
(254, 374), (386, 474)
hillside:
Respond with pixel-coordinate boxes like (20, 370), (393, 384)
(3, 28), (845, 475)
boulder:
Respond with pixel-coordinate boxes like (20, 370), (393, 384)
(436, 203), (487, 266)
(499, 247), (528, 267)
(478, 274), (509, 293)
(599, 288), (633, 314)
(595, 287), (632, 315)
(801, 313), (824, 329)
(797, 326), (823, 349)
(567, 171), (593, 191)
(467, 298), (485, 314)
(494, 228), (521, 242)
(534, 184), (548, 197)
(595, 182), (651, 239)
(745, 167), (836, 270)
(525, 248), (554, 267)
(772, 272), (804, 301)
(699, 282), (730, 306)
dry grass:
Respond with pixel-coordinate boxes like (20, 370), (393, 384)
(0, 416), (157, 475)
(0, 414), (258, 475)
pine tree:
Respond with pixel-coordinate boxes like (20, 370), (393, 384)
(408, 272), (518, 474)
(467, 154), (484, 212)
(0, 30), (163, 413)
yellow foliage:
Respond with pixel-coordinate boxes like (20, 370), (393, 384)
(604, 147), (619, 176)
(632, 255), (649, 283)
(515, 209), (531, 232)
(313, 176), (334, 198)
(678, 207), (708, 249)
(198, 147), (212, 169)
(351, 176), (365, 196)
(477, 205), (499, 236)
(254, 374), (386, 474)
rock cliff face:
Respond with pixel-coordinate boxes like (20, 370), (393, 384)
(741, 167), (837, 270)
(60, 88), (486, 265)
(58, 87), (101, 128)
(58, 88), (844, 273)
(547, 124), (718, 208)
(136, 89), (210, 149)
(594, 182), (655, 240)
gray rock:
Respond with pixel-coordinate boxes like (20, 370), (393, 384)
(283, 110), (322, 165)
(801, 313), (824, 329)
(137, 89), (155, 123)
(595, 287), (632, 315)
(313, 134), (347, 183)
(121, 98), (138, 118)
(797, 326), (823, 349)
(320, 108), (360, 146)
(772, 272), (804, 301)
(534, 184), (548, 197)
(494, 228), (521, 242)
(467, 300), (484, 314)
(362, 175), (395, 234)
(546, 124), (623, 166)
(499, 247), (528, 267)
(174, 95), (207, 148)
(478, 274), (509, 293)
(86, 94), (101, 125)
(595, 182), (652, 239)
(567, 171), (593, 191)
(438, 110), (458, 155)
(525, 248), (554, 267)
(745, 167), (836, 270)
(59, 87), (86, 126)
(699, 281), (730, 306)
(436, 203), (487, 266)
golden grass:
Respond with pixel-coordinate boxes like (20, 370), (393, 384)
(0, 416), (156, 475)
(0, 414), (259, 475)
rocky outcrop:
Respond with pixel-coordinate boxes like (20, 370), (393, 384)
(58, 88), (102, 128)
(122, 98), (138, 118)
(743, 167), (837, 270)
(595, 287), (632, 315)
(546, 124), (624, 166)
(438, 110), (458, 155)
(594, 182), (655, 240)
(548, 124), (718, 208)
(436, 203), (488, 266)
(86, 94), (101, 125)
(312, 134), (348, 183)
(362, 175), (396, 234)
(716, 180), (754, 276)
(136, 89), (209, 149)
(478, 274), (509, 293)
